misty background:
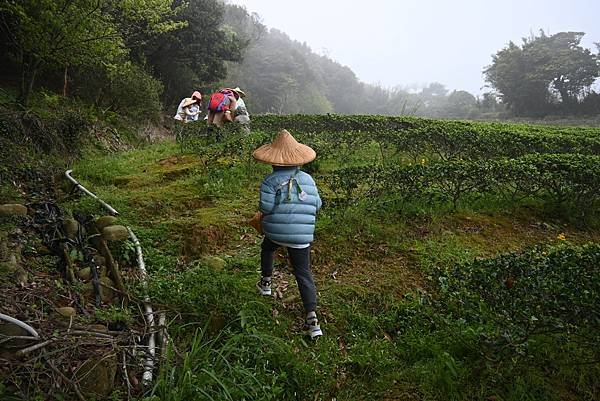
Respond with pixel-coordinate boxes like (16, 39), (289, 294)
(1, 0), (599, 120)
(227, 0), (600, 95)
(221, 0), (600, 118)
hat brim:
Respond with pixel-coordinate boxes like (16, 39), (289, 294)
(182, 98), (197, 107)
(252, 143), (316, 166)
(233, 88), (246, 98)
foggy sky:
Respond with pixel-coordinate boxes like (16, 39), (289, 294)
(227, 0), (600, 95)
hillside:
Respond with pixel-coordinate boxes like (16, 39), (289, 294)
(2, 113), (599, 400)
(2, 1), (600, 399)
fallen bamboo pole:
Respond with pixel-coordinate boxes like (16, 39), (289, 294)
(97, 239), (127, 297)
(16, 338), (55, 356)
(65, 170), (119, 215)
(66, 170), (161, 387)
(0, 313), (40, 338)
(127, 227), (156, 387)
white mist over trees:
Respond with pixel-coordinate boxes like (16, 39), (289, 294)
(1, 1), (598, 119)
(223, 5), (600, 118)
(222, 5), (490, 118)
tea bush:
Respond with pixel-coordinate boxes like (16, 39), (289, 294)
(389, 243), (600, 399)
(250, 114), (600, 161)
(322, 154), (600, 217)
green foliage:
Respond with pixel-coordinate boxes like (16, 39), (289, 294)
(177, 115), (600, 221)
(404, 244), (600, 399)
(145, 0), (247, 106)
(95, 305), (134, 326)
(99, 62), (164, 121)
(437, 243), (600, 354)
(251, 114), (600, 161)
(325, 154), (600, 219)
(149, 327), (317, 401)
(0, 105), (91, 165)
(0, 0), (182, 106)
(485, 31), (600, 116)
(444, 90), (478, 118)
(393, 243), (600, 399)
(1, 0), (124, 104)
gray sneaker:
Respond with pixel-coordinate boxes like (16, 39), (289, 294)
(303, 312), (323, 339)
(256, 277), (272, 296)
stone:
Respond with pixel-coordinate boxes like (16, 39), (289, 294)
(93, 254), (106, 267)
(63, 218), (79, 240)
(77, 267), (91, 281)
(76, 354), (118, 398)
(89, 324), (108, 332)
(2, 253), (18, 272)
(200, 256), (226, 271)
(99, 276), (115, 303)
(56, 306), (77, 317)
(14, 267), (28, 286)
(83, 277), (114, 303)
(35, 244), (52, 255)
(95, 216), (118, 231)
(102, 225), (129, 242)
(0, 322), (29, 337)
(0, 204), (27, 217)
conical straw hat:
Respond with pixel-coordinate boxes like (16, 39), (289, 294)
(232, 87), (246, 98)
(182, 97), (196, 107)
(252, 129), (316, 166)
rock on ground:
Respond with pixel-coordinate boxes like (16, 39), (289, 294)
(0, 204), (27, 217)
(96, 216), (118, 231)
(102, 225), (129, 241)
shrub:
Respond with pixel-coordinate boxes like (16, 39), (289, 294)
(322, 154), (600, 218)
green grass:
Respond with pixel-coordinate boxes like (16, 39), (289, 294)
(64, 133), (600, 401)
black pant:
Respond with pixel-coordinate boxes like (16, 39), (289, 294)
(261, 237), (317, 312)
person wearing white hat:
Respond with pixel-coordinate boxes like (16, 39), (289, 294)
(252, 129), (323, 339)
(173, 91), (202, 122)
(232, 87), (250, 132)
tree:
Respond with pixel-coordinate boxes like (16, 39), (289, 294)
(484, 31), (599, 116)
(479, 92), (500, 113)
(443, 90), (477, 118)
(143, 0), (247, 105)
(0, 0), (181, 105)
(416, 82), (449, 117)
(531, 32), (599, 106)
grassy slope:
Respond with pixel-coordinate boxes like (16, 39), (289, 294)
(66, 137), (600, 400)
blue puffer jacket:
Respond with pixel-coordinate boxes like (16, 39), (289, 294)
(259, 167), (322, 245)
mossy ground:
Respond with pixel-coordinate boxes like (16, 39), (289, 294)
(63, 137), (600, 401)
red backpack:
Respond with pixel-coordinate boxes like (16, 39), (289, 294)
(208, 90), (232, 112)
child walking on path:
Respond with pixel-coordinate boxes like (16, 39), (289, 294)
(252, 129), (323, 338)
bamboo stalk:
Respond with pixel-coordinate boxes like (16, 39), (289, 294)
(127, 227), (155, 387)
(97, 239), (126, 297)
(64, 170), (119, 215)
(61, 244), (77, 283)
(0, 313), (40, 338)
(65, 169), (159, 387)
(16, 338), (55, 356)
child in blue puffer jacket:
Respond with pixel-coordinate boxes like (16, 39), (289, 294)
(252, 129), (323, 338)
